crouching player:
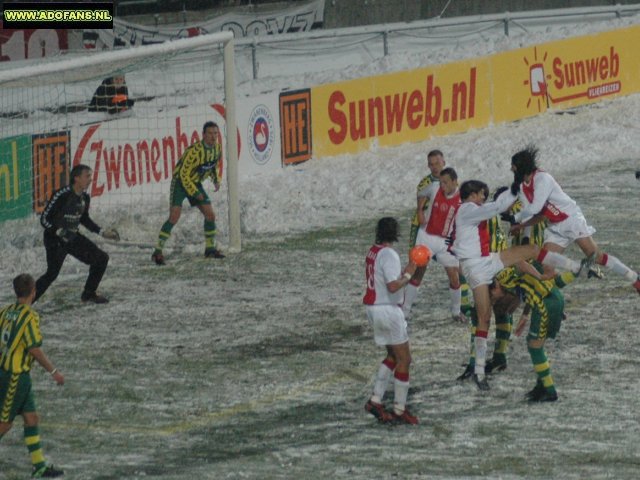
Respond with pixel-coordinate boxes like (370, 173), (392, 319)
(489, 267), (576, 402)
(363, 218), (419, 424)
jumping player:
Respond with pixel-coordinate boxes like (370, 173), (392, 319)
(509, 145), (640, 294)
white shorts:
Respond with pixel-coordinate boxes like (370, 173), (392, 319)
(415, 229), (458, 268)
(365, 305), (409, 346)
(459, 253), (505, 290)
(544, 211), (596, 249)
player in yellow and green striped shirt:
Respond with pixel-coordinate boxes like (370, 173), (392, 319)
(489, 266), (576, 401)
(0, 274), (65, 478)
(508, 198), (546, 247)
(152, 121), (225, 265)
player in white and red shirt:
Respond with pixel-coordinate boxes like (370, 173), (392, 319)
(509, 145), (640, 295)
(404, 168), (466, 321)
(363, 217), (418, 425)
(452, 180), (589, 390)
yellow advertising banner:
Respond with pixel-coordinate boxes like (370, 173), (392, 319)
(492, 25), (640, 123)
(309, 25), (640, 159)
(311, 59), (492, 157)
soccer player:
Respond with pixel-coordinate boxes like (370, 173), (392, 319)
(509, 199), (546, 247)
(409, 149), (446, 249)
(509, 145), (640, 294)
(488, 267), (577, 402)
(35, 164), (120, 304)
(404, 167), (466, 321)
(363, 217), (419, 424)
(451, 180), (591, 390)
(1, 274), (65, 478)
(457, 186), (513, 380)
(152, 121), (224, 265)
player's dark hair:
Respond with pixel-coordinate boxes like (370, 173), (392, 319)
(460, 180), (489, 201)
(427, 149), (443, 159)
(440, 167), (457, 181)
(511, 145), (539, 183)
(493, 185), (509, 201)
(70, 164), (91, 185)
(375, 217), (399, 244)
(203, 121), (219, 134)
(13, 273), (35, 298)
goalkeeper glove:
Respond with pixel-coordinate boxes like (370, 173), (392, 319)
(101, 228), (120, 241)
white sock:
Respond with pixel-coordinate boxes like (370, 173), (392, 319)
(601, 254), (638, 282)
(402, 283), (419, 317)
(393, 375), (410, 414)
(474, 336), (488, 375)
(449, 285), (461, 316)
(372, 361), (394, 401)
(540, 250), (580, 273)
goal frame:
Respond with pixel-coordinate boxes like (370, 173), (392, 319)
(0, 31), (241, 252)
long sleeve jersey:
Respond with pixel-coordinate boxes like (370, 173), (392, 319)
(173, 141), (222, 197)
(452, 190), (516, 259)
(514, 170), (578, 224)
(40, 186), (101, 237)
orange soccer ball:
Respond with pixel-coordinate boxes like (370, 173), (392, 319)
(409, 245), (432, 267)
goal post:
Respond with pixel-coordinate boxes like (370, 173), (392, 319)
(222, 37), (240, 253)
(0, 31), (241, 252)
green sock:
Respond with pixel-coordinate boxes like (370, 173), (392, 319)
(459, 274), (473, 317)
(204, 219), (217, 250)
(493, 313), (512, 363)
(155, 220), (174, 253)
(528, 345), (556, 395)
(24, 425), (46, 472)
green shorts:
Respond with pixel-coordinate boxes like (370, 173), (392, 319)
(528, 288), (564, 341)
(0, 370), (36, 423)
(169, 177), (210, 207)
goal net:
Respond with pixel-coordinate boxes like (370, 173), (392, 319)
(0, 32), (240, 252)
